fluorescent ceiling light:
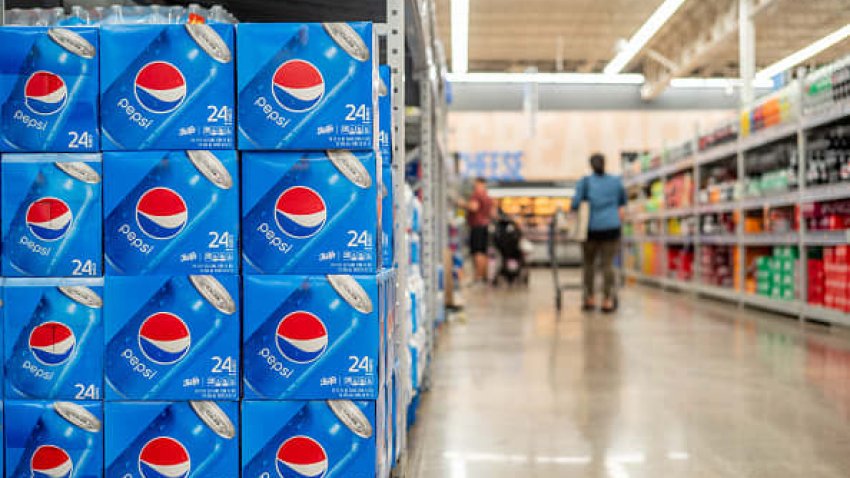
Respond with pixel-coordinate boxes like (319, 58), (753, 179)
(670, 77), (773, 88)
(446, 72), (645, 84)
(755, 24), (850, 81)
(451, 0), (469, 73)
(603, 0), (688, 74)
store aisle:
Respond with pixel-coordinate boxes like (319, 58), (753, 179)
(407, 270), (850, 477)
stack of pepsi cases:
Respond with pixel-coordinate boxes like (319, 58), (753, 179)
(237, 21), (396, 478)
(0, 9), (398, 477)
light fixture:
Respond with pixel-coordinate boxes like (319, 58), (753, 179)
(603, 0), (688, 74)
(755, 24), (850, 81)
(446, 72), (645, 84)
(450, 0), (469, 73)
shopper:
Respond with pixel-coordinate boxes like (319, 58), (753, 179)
(572, 153), (626, 312)
(462, 177), (495, 285)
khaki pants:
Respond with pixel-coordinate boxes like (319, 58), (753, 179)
(582, 239), (619, 301)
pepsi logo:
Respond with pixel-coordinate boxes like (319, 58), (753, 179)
(138, 312), (191, 365)
(134, 61), (187, 114)
(136, 188), (188, 240)
(29, 321), (76, 366)
(24, 71), (67, 115)
(271, 60), (325, 112)
(274, 187), (327, 239)
(276, 436), (328, 478)
(139, 437), (191, 478)
(26, 197), (73, 242)
(30, 445), (73, 478)
(275, 312), (328, 363)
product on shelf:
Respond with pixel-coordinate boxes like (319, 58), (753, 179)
(741, 84), (797, 137)
(699, 120), (738, 151)
(801, 198), (850, 231)
(700, 212), (736, 235)
(806, 123), (850, 186)
(750, 246), (798, 301)
(743, 141), (798, 197)
(698, 161), (737, 205)
(700, 245), (736, 289)
(667, 246), (694, 281)
(812, 246), (850, 312)
(804, 54), (850, 114)
(664, 172), (693, 209)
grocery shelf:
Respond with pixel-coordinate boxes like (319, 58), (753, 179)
(660, 207), (696, 218)
(696, 141), (738, 166)
(741, 232), (799, 245)
(803, 230), (849, 246)
(741, 293), (801, 316)
(696, 284), (740, 301)
(740, 121), (798, 152)
(739, 190), (799, 210)
(803, 304), (850, 327)
(698, 234), (738, 245)
(665, 235), (694, 244)
(697, 202), (737, 214)
(802, 99), (850, 131)
(801, 183), (850, 204)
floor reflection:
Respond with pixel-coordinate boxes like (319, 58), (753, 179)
(407, 270), (850, 477)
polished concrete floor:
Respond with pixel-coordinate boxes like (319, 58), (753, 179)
(407, 269), (850, 477)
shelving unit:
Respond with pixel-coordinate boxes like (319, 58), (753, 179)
(623, 58), (850, 327)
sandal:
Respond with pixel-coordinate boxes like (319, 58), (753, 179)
(601, 297), (618, 314)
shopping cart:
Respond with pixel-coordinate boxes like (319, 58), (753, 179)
(549, 208), (584, 311)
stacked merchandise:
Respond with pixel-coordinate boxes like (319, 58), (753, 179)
(0, 8), (401, 478)
(698, 120), (738, 151)
(698, 162), (737, 205)
(753, 247), (799, 301)
(809, 246), (850, 312)
(667, 247), (693, 281)
(664, 172), (693, 210)
(806, 124), (850, 186)
(743, 142), (798, 197)
(801, 198), (850, 231)
(646, 180), (664, 212)
(740, 85), (797, 137)
(701, 246), (736, 288)
(803, 54), (850, 115)
(237, 21), (392, 478)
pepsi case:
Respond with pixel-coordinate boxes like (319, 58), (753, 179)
(100, 23), (234, 150)
(242, 399), (383, 478)
(0, 27), (99, 152)
(237, 22), (376, 151)
(2, 154), (101, 277)
(4, 278), (103, 400)
(242, 150), (380, 275)
(103, 150), (239, 275)
(243, 274), (384, 400)
(378, 66), (394, 269)
(105, 401), (238, 478)
(105, 275), (239, 400)
(5, 400), (102, 478)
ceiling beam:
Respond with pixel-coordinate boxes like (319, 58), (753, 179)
(603, 0), (689, 74)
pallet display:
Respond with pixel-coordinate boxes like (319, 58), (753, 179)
(623, 55), (850, 328)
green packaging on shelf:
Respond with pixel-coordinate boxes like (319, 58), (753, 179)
(779, 287), (795, 301)
(757, 282), (772, 296)
(756, 256), (774, 271)
(756, 269), (771, 280)
(774, 246), (798, 259)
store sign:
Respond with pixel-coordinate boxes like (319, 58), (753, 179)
(459, 150), (524, 180)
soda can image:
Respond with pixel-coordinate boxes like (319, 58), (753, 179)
(100, 23), (234, 150)
(2, 154), (102, 277)
(242, 150), (380, 275)
(4, 278), (103, 400)
(5, 400), (103, 478)
(237, 22), (376, 151)
(104, 150), (239, 275)
(242, 399), (380, 478)
(0, 26), (99, 152)
(105, 275), (239, 400)
(243, 274), (383, 400)
(105, 401), (238, 478)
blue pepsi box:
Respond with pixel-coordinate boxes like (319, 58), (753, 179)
(237, 22), (376, 150)
(4, 278), (103, 400)
(0, 27), (99, 152)
(100, 23), (234, 150)
(2, 154), (101, 277)
(105, 275), (239, 400)
(242, 150), (380, 275)
(378, 65), (393, 268)
(103, 150), (239, 275)
(243, 274), (386, 400)
(105, 401), (238, 478)
(242, 399), (384, 478)
(5, 400), (102, 478)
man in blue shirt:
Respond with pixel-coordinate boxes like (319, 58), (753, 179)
(571, 153), (626, 312)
